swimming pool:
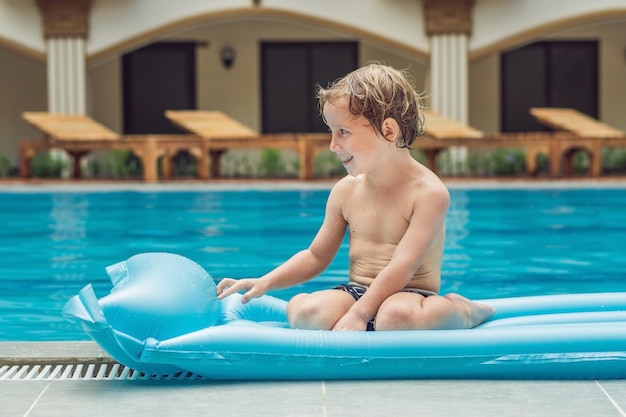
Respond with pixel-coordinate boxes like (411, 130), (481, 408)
(1, 184), (625, 341)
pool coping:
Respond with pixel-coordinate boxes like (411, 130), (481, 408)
(1, 178), (626, 193)
(0, 342), (114, 367)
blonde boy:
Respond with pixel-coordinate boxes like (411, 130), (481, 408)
(218, 63), (494, 331)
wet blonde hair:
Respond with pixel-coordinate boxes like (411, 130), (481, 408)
(317, 63), (424, 148)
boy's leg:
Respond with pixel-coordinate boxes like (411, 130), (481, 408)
(375, 292), (495, 331)
(287, 290), (356, 330)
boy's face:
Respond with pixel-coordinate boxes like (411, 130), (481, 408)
(323, 97), (386, 177)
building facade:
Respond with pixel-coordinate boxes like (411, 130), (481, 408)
(0, 0), (624, 162)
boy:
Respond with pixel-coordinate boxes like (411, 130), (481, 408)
(217, 63), (494, 331)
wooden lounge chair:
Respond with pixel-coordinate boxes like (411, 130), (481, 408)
(165, 110), (304, 178)
(418, 111), (538, 175)
(530, 108), (624, 138)
(22, 112), (121, 141)
(20, 112), (201, 182)
(417, 111), (556, 177)
(530, 107), (626, 176)
(165, 110), (258, 139)
(20, 112), (135, 179)
(417, 110), (483, 172)
(422, 110), (483, 140)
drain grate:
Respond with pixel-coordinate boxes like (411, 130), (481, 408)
(0, 363), (205, 381)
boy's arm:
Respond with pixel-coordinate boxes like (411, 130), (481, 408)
(217, 181), (348, 303)
(333, 183), (450, 330)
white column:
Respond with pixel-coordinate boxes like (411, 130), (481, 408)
(46, 37), (86, 114)
(430, 33), (470, 174)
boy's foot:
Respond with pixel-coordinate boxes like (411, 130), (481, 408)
(445, 293), (495, 328)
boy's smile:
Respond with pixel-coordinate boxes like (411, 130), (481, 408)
(323, 97), (382, 176)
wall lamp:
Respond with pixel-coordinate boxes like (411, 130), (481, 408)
(220, 46), (236, 69)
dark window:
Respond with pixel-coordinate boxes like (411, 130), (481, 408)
(501, 41), (598, 132)
(122, 42), (197, 134)
(261, 42), (358, 133)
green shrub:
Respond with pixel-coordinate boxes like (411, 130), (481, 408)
(536, 153), (549, 175)
(492, 149), (526, 175)
(172, 151), (196, 177)
(468, 149), (526, 176)
(602, 148), (626, 174)
(314, 150), (345, 178)
(0, 154), (10, 177)
(467, 151), (491, 177)
(31, 152), (67, 178)
(108, 150), (141, 178)
(435, 149), (468, 176)
(83, 150), (143, 179)
(222, 152), (257, 177)
(259, 148), (285, 177)
(571, 150), (589, 175)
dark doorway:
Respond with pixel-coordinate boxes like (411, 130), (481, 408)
(501, 41), (598, 132)
(261, 42), (358, 133)
(122, 42), (197, 134)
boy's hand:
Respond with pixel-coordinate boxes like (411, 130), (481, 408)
(332, 311), (369, 332)
(216, 277), (267, 304)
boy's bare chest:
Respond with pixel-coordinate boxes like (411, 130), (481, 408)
(344, 197), (411, 244)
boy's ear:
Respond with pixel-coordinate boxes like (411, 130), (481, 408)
(381, 118), (400, 142)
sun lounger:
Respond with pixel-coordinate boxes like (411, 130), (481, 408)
(418, 111), (550, 176)
(20, 112), (136, 179)
(165, 110), (307, 178)
(22, 112), (120, 142)
(20, 112), (203, 182)
(530, 107), (624, 138)
(530, 107), (626, 176)
(422, 110), (484, 140)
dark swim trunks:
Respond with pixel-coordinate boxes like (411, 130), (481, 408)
(333, 283), (437, 331)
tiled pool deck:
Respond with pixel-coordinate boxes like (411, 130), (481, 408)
(1, 342), (626, 417)
(2, 179), (626, 416)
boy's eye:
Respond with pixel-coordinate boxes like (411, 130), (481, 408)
(328, 128), (349, 136)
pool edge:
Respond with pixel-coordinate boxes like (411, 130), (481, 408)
(0, 341), (113, 366)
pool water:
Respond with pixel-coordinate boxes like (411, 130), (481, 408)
(1, 186), (625, 341)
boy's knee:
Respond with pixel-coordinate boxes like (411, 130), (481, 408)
(286, 293), (307, 313)
(375, 298), (420, 330)
(287, 294), (329, 330)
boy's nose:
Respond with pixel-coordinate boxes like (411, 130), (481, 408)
(329, 135), (340, 152)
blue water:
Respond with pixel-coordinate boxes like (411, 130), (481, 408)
(1, 186), (625, 341)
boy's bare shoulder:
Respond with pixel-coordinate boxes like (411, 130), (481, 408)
(330, 175), (359, 195)
(412, 169), (450, 206)
(425, 175), (449, 198)
(325, 176), (356, 208)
